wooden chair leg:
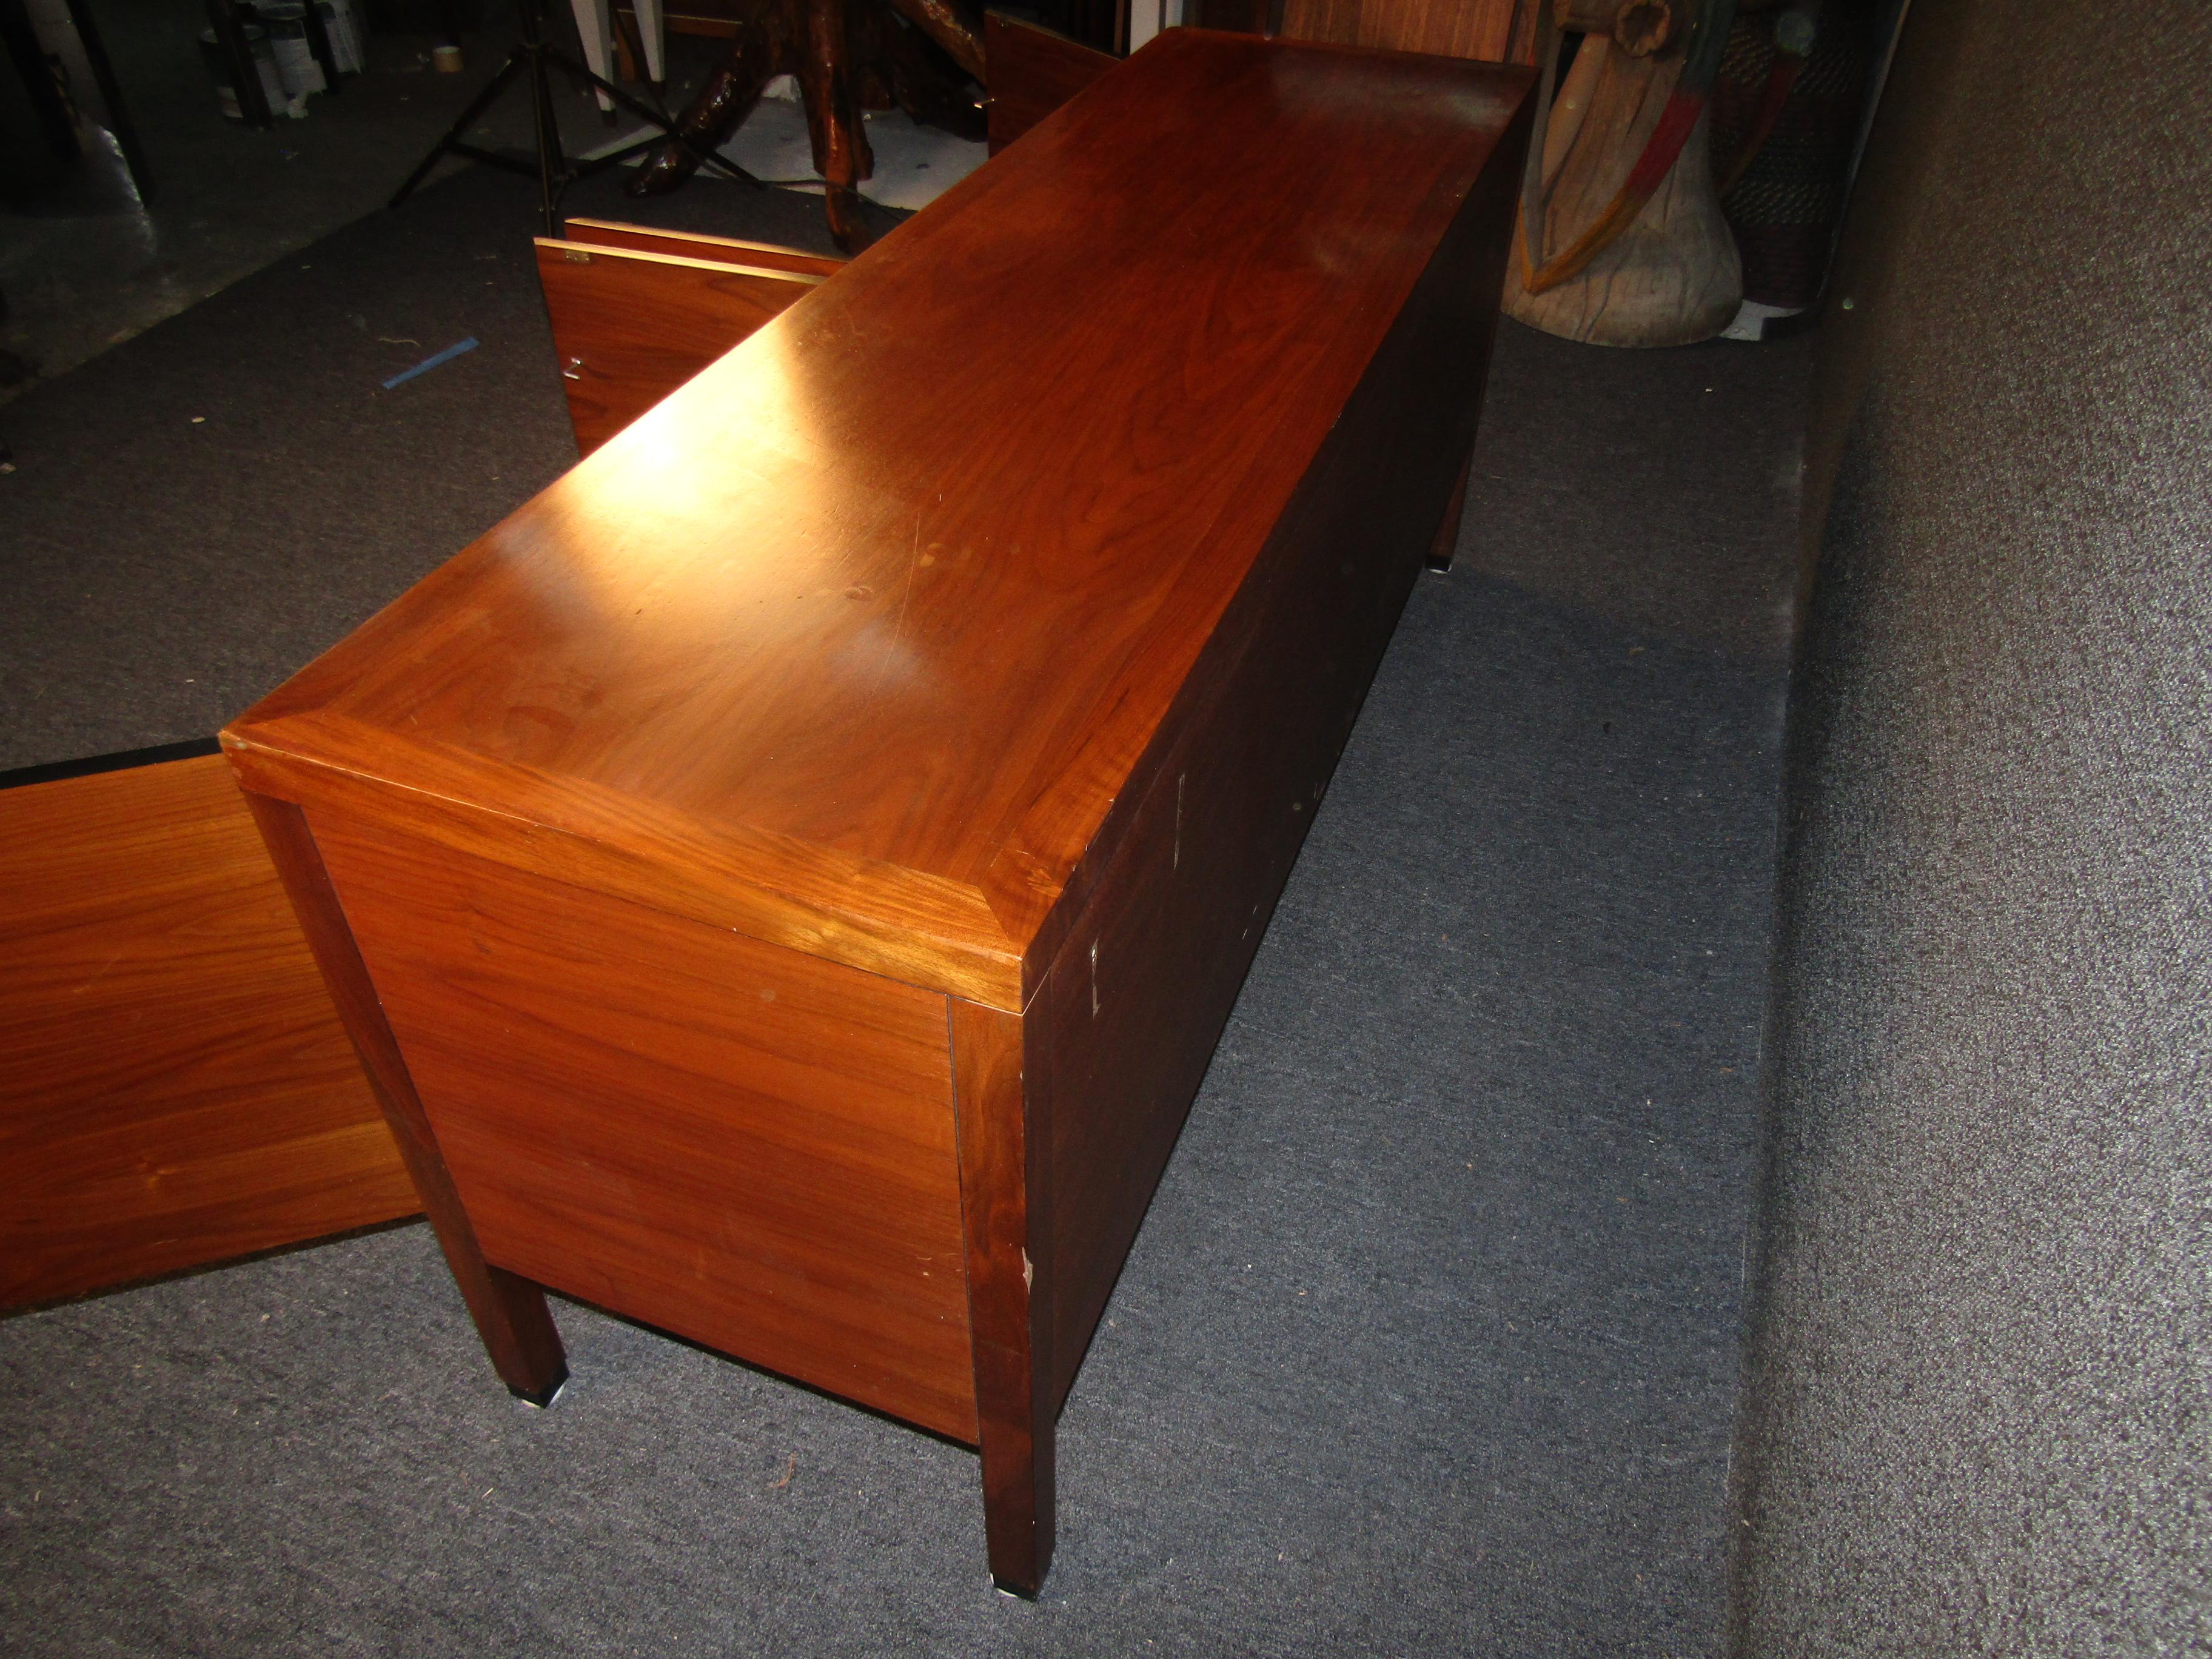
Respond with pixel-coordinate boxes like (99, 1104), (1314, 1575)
(242, 789), (569, 1405)
(1427, 447), (1473, 572)
(950, 999), (1055, 1596)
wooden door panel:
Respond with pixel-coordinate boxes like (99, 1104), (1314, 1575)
(984, 13), (1117, 154)
(535, 238), (828, 455)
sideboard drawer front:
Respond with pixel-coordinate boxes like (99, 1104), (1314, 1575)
(310, 812), (977, 1441)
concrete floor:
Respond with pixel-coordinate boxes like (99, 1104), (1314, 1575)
(0, 0), (731, 405)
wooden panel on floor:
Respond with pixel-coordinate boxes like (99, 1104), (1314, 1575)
(0, 752), (414, 1312)
(535, 238), (828, 455)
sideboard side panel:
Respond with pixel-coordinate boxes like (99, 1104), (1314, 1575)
(310, 812), (980, 1440)
(1033, 102), (1532, 1407)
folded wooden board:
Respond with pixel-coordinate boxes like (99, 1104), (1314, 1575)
(0, 750), (414, 1311)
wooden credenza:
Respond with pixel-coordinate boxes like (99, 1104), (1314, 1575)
(223, 30), (1532, 1594)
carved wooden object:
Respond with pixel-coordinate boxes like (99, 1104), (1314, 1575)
(226, 33), (1533, 1592)
(625, 0), (984, 250)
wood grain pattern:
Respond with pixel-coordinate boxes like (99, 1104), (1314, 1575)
(246, 792), (569, 1401)
(309, 812), (979, 1439)
(0, 755), (413, 1312)
(1201, 0), (1543, 63)
(561, 217), (846, 278)
(226, 36), (1534, 1587)
(537, 238), (828, 455)
(984, 13), (1115, 155)
(1030, 107), (1529, 1403)
(1278, 0), (1541, 63)
(950, 995), (1054, 1594)
(234, 34), (1536, 1017)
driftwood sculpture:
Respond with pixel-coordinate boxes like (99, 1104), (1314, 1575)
(626, 0), (985, 250)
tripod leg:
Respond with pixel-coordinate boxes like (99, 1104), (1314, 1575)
(537, 40), (762, 184)
(300, 0), (341, 95)
(203, 0), (272, 127)
(390, 50), (526, 208)
(530, 43), (568, 234)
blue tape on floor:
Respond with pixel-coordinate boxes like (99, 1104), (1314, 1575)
(381, 337), (478, 390)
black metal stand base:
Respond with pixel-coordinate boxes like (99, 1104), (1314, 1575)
(388, 0), (757, 236)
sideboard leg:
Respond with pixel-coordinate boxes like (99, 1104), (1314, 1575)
(240, 786), (570, 1406)
(976, 1330), (1056, 1597)
(1426, 449), (1473, 573)
(950, 996), (1056, 1597)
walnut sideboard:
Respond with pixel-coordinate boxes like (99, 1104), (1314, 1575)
(223, 30), (1533, 1595)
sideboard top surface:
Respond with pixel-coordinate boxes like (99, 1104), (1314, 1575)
(227, 30), (1532, 1007)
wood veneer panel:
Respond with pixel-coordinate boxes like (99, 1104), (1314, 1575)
(983, 13), (1115, 155)
(560, 218), (846, 278)
(1033, 75), (1533, 1406)
(245, 790), (568, 1401)
(535, 238), (826, 454)
(0, 755), (413, 1310)
(233, 35), (1535, 1013)
(309, 813), (979, 1439)
(225, 717), (1023, 1009)
(1278, 0), (1540, 63)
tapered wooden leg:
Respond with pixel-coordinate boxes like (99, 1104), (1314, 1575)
(241, 788), (569, 1405)
(950, 997), (1054, 1597)
(1426, 447), (1473, 572)
(625, 5), (789, 199)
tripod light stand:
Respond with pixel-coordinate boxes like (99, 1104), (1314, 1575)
(389, 0), (759, 236)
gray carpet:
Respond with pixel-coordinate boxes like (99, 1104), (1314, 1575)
(1728, 1), (2212, 1650)
(0, 161), (1811, 1655)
